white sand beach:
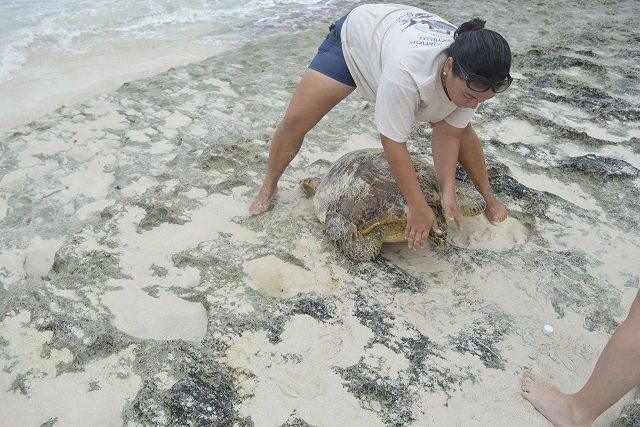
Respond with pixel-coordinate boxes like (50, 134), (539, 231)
(1, 0), (640, 426)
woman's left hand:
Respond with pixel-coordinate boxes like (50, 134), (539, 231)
(484, 193), (508, 223)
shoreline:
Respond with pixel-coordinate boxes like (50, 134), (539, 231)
(0, 0), (362, 135)
(0, 43), (233, 134)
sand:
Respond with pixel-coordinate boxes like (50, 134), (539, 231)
(1, 0), (640, 426)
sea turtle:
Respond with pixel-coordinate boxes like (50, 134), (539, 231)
(300, 148), (486, 261)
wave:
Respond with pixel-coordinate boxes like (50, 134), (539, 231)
(0, 0), (357, 83)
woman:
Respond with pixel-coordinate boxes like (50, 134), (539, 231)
(250, 3), (512, 251)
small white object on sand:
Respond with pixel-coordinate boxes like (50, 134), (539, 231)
(543, 325), (554, 335)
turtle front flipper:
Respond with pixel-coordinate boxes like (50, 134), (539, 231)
(326, 213), (384, 261)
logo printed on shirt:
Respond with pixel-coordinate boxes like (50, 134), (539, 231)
(396, 12), (457, 35)
(409, 36), (451, 46)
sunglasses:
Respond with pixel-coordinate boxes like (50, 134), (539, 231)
(455, 59), (513, 93)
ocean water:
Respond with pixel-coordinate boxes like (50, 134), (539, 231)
(0, 0), (362, 131)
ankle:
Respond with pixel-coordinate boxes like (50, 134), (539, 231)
(258, 180), (278, 195)
(565, 395), (598, 427)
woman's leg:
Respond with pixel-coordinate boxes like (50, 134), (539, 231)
(456, 123), (507, 222)
(249, 69), (355, 214)
(521, 290), (640, 426)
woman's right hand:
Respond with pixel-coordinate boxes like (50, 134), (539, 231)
(405, 204), (442, 250)
(378, 134), (442, 250)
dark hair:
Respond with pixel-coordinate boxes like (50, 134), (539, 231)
(445, 18), (511, 81)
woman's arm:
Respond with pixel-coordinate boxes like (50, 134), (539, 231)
(431, 120), (465, 229)
(380, 134), (441, 250)
(457, 123), (508, 222)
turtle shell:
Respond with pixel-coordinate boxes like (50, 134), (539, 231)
(314, 149), (441, 231)
(309, 148), (485, 259)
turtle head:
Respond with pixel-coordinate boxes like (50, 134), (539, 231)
(299, 177), (321, 198)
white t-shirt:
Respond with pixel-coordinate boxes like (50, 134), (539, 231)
(341, 4), (476, 142)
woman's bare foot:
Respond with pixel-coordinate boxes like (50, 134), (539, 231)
(249, 185), (278, 215)
(520, 372), (593, 427)
(484, 194), (507, 223)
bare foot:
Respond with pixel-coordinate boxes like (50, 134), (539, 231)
(249, 185), (278, 215)
(484, 194), (507, 223)
(520, 372), (592, 427)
